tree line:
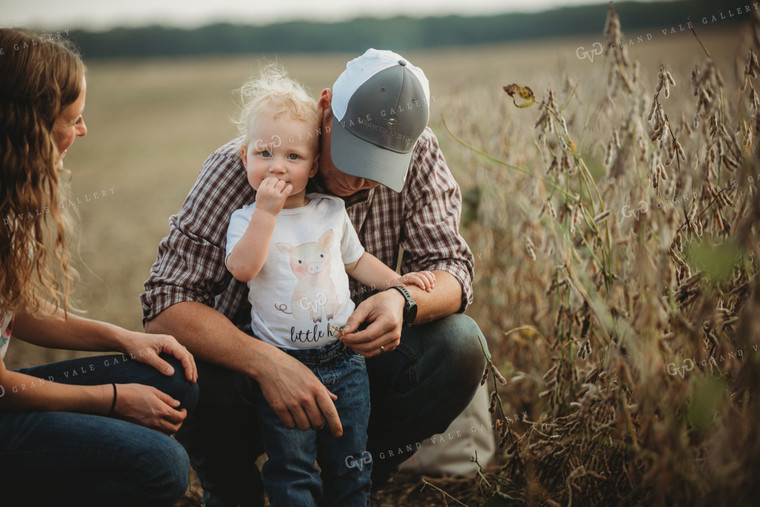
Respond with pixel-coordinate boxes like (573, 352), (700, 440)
(62, 0), (737, 59)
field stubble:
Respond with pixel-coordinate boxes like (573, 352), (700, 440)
(4, 8), (758, 506)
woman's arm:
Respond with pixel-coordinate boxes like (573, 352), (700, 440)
(0, 359), (186, 434)
(0, 359), (109, 413)
(13, 302), (197, 382)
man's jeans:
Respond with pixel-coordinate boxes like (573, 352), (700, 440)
(253, 340), (370, 507)
(0, 353), (199, 507)
(177, 313), (488, 507)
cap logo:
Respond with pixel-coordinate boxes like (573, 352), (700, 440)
(387, 117), (399, 128)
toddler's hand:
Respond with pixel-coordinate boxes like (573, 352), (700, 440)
(256, 177), (293, 215)
(394, 271), (436, 292)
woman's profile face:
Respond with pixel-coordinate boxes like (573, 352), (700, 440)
(51, 76), (87, 169)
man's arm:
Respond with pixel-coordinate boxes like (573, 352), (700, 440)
(341, 129), (474, 356)
(146, 297), (343, 438)
(403, 270), (461, 323)
(399, 128), (474, 311)
(341, 270), (460, 356)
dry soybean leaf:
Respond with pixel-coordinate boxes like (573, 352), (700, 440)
(503, 83), (536, 108)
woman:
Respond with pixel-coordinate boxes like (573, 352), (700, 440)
(0, 28), (199, 506)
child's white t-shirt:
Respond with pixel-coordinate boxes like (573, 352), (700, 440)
(226, 193), (365, 349)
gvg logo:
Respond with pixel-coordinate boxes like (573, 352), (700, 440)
(344, 451), (372, 471)
(576, 42), (603, 62)
(299, 293), (327, 311)
(666, 358), (695, 378)
(621, 201), (649, 221)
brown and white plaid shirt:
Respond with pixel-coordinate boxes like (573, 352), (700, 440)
(141, 127), (474, 328)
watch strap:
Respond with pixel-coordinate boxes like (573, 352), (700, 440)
(389, 285), (416, 327)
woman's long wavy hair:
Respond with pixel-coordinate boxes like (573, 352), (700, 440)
(0, 28), (85, 314)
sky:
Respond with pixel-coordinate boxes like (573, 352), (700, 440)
(1, 0), (614, 31)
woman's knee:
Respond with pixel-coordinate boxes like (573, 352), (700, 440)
(159, 353), (199, 411)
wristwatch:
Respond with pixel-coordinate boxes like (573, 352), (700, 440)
(389, 285), (417, 327)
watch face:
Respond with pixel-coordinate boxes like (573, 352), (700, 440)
(391, 285), (417, 326)
(405, 299), (417, 326)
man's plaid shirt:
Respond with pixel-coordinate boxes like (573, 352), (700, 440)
(141, 127), (474, 328)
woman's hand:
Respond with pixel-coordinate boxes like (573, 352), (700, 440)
(13, 303), (196, 385)
(117, 330), (198, 383)
(111, 383), (187, 434)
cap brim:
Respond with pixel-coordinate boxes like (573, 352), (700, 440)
(330, 119), (413, 193)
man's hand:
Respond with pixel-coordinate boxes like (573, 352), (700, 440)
(146, 303), (342, 435)
(340, 289), (406, 357)
(255, 176), (292, 215)
(257, 346), (344, 437)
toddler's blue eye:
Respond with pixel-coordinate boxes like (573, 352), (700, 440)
(287, 153), (299, 160)
(260, 150), (271, 157)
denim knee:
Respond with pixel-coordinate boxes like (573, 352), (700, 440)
(437, 314), (488, 392)
(160, 353), (199, 411)
(138, 433), (191, 504)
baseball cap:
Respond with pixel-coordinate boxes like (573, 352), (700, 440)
(330, 49), (430, 193)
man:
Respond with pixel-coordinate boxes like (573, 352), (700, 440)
(142, 49), (487, 507)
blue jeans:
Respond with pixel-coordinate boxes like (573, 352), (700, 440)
(0, 353), (199, 507)
(253, 340), (370, 507)
(177, 313), (487, 507)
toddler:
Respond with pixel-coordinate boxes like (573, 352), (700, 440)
(225, 64), (434, 506)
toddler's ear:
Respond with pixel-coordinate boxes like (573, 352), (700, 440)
(240, 145), (249, 168)
(310, 153), (320, 177)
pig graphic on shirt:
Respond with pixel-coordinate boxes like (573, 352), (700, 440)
(276, 229), (341, 323)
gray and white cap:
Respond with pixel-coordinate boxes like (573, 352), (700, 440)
(330, 49), (430, 193)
